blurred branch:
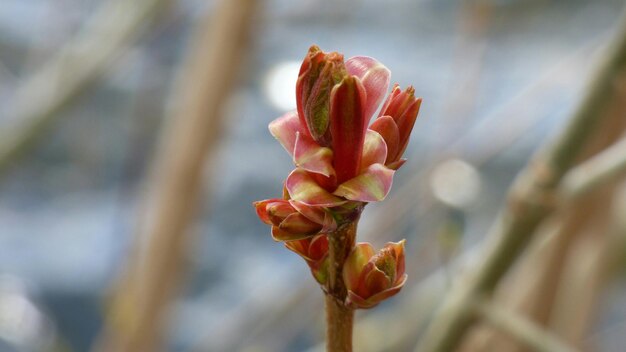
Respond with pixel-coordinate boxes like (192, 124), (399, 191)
(560, 136), (626, 201)
(362, 29), (606, 245)
(416, 9), (626, 352)
(547, 179), (626, 345)
(462, 54), (626, 351)
(611, 183), (626, 264)
(473, 298), (579, 352)
(615, 184), (626, 225)
(0, 0), (172, 175)
(91, 1), (258, 351)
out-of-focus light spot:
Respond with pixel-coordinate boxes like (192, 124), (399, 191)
(430, 159), (481, 208)
(264, 61), (300, 111)
(0, 275), (54, 350)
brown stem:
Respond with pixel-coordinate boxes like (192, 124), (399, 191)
(325, 221), (357, 352)
(326, 295), (355, 352)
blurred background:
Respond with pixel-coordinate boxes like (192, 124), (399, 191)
(0, 0), (625, 351)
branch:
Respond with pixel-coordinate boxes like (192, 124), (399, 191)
(91, 1), (258, 351)
(613, 184), (626, 250)
(560, 136), (626, 201)
(473, 298), (579, 352)
(0, 0), (172, 175)
(416, 9), (626, 352)
(362, 29), (607, 246)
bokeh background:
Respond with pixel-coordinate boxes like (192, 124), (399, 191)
(1, 0), (625, 351)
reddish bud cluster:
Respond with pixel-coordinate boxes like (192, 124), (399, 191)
(344, 241), (407, 308)
(254, 45), (421, 309)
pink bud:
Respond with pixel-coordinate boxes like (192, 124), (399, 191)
(329, 75), (367, 184)
(296, 46), (347, 146)
(371, 84), (421, 165)
(343, 240), (407, 309)
(285, 235), (330, 284)
(254, 199), (324, 241)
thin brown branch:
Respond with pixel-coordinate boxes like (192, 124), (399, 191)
(0, 0), (172, 175)
(462, 70), (626, 351)
(362, 29), (606, 245)
(547, 180), (626, 346)
(473, 298), (579, 352)
(91, 1), (258, 351)
(560, 136), (626, 201)
(416, 9), (626, 352)
(611, 184), (626, 259)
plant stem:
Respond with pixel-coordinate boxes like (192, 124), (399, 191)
(560, 136), (626, 201)
(325, 221), (357, 352)
(325, 295), (355, 352)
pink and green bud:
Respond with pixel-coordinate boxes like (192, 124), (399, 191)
(256, 48), (420, 293)
(330, 130), (395, 203)
(329, 75), (367, 184)
(345, 56), (391, 126)
(268, 48), (401, 203)
(254, 199), (324, 241)
(296, 46), (347, 146)
(285, 234), (330, 284)
(343, 240), (407, 309)
(370, 84), (421, 168)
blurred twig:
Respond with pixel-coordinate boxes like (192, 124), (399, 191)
(91, 1), (258, 351)
(416, 9), (626, 352)
(362, 29), (606, 245)
(547, 173), (626, 346)
(473, 298), (579, 352)
(434, 0), (492, 152)
(609, 183), (626, 270)
(462, 55), (626, 352)
(560, 136), (626, 201)
(0, 0), (172, 175)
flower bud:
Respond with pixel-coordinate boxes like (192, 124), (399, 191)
(370, 84), (421, 168)
(254, 199), (323, 241)
(296, 45), (347, 146)
(343, 240), (407, 309)
(329, 75), (367, 184)
(285, 235), (329, 284)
